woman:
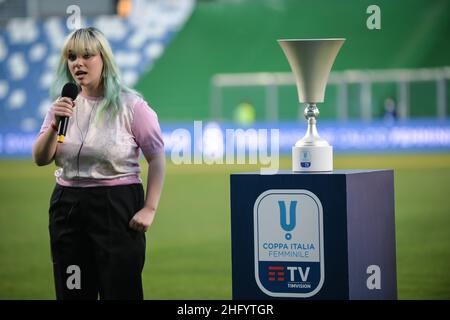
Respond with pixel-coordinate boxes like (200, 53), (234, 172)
(32, 27), (165, 300)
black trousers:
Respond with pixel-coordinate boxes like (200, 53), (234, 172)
(49, 183), (146, 300)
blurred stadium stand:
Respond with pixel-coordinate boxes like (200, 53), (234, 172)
(0, 0), (194, 133)
(0, 0), (116, 23)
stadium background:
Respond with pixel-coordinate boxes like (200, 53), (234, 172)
(0, 0), (449, 299)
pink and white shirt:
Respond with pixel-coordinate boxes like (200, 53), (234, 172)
(39, 92), (164, 187)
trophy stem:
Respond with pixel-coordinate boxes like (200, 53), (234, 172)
(292, 102), (333, 172)
(297, 103), (329, 147)
(304, 119), (319, 145)
(304, 103), (319, 121)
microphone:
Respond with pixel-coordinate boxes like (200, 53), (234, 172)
(57, 83), (79, 143)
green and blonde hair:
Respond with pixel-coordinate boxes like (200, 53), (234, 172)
(51, 27), (139, 120)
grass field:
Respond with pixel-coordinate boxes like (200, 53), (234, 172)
(0, 154), (449, 300)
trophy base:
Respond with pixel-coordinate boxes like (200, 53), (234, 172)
(292, 145), (333, 172)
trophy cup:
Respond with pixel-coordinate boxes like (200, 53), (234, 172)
(278, 39), (345, 172)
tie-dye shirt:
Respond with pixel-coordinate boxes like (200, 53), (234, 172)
(39, 92), (164, 187)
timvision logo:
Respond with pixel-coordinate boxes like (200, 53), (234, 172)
(253, 189), (324, 298)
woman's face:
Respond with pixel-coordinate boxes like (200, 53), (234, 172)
(67, 49), (104, 94)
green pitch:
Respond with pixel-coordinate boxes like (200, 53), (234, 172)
(0, 154), (449, 299)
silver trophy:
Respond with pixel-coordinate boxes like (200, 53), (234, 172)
(278, 39), (345, 172)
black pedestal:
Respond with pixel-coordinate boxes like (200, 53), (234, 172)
(230, 170), (397, 299)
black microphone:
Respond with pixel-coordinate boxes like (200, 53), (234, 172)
(57, 83), (79, 143)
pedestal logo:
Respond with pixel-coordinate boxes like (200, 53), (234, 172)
(254, 189), (325, 297)
(301, 151), (311, 168)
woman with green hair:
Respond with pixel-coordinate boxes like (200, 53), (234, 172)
(32, 27), (165, 300)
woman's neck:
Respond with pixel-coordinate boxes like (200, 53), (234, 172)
(81, 85), (103, 98)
